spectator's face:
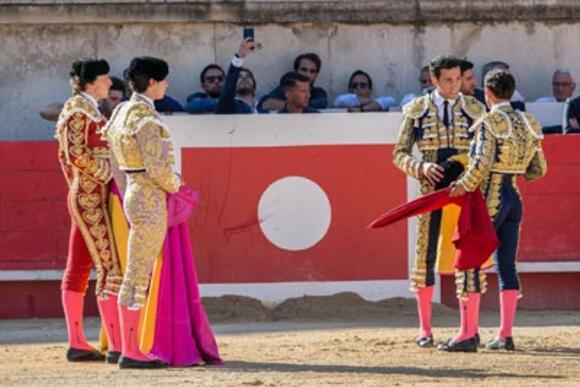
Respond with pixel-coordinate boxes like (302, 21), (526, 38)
(202, 68), (224, 98)
(100, 89), (124, 118)
(236, 70), (255, 96)
(86, 74), (112, 101)
(297, 59), (319, 84)
(552, 72), (576, 102)
(106, 89), (124, 109)
(285, 81), (311, 109)
(432, 67), (462, 100)
(461, 69), (477, 96)
(349, 74), (372, 98)
(419, 69), (433, 90)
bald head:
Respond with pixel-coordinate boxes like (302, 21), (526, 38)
(552, 69), (576, 102)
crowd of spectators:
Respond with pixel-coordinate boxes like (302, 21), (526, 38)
(41, 38), (579, 133)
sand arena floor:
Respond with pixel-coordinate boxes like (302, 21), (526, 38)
(1, 293), (579, 386)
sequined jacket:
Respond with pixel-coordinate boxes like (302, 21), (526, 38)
(393, 92), (486, 181)
(458, 103), (548, 195)
(55, 94), (111, 185)
(103, 93), (180, 194)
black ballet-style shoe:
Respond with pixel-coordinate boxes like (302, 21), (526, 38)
(437, 337), (478, 352)
(66, 348), (106, 362)
(106, 350), (122, 364)
(486, 336), (515, 351)
(118, 355), (168, 369)
(415, 334), (434, 348)
(475, 333), (480, 346)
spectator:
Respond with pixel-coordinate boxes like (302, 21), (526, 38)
(333, 70), (386, 112)
(215, 39), (258, 114)
(566, 95), (580, 133)
(476, 61), (525, 111)
(400, 65), (433, 107)
(185, 64), (225, 113)
(277, 72), (319, 114)
(536, 69), (576, 103)
(459, 59), (477, 97)
(99, 76), (126, 119)
(258, 53), (327, 112)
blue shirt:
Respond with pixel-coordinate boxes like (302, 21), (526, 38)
(185, 92), (219, 114)
(155, 95), (184, 113)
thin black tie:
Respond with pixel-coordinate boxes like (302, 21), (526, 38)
(443, 100), (450, 127)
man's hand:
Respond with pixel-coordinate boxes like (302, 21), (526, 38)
(569, 117), (580, 130)
(420, 162), (444, 185)
(449, 181), (467, 197)
(238, 38), (256, 59)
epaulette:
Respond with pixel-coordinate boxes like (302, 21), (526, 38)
(124, 101), (164, 135)
(402, 94), (429, 119)
(59, 95), (102, 122)
(480, 110), (512, 139)
(461, 95), (486, 120)
(517, 111), (544, 140)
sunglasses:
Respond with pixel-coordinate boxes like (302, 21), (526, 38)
(299, 67), (318, 74)
(350, 82), (369, 89)
(553, 82), (574, 88)
(204, 75), (224, 83)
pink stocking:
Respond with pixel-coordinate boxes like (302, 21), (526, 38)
(97, 295), (122, 352)
(499, 290), (519, 339)
(118, 304), (150, 361)
(62, 290), (98, 351)
(416, 286), (434, 338)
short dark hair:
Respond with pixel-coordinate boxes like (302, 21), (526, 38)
(348, 70), (373, 90)
(200, 64), (224, 83)
(485, 69), (516, 100)
(481, 61), (510, 87)
(110, 76), (126, 95)
(293, 53), (322, 73)
(128, 56), (169, 93)
(280, 72), (310, 93)
(239, 67), (257, 93)
(429, 55), (462, 79)
(459, 59), (474, 74)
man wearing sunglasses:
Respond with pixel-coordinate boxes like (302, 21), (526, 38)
(258, 52), (328, 113)
(185, 64), (225, 114)
(333, 70), (386, 112)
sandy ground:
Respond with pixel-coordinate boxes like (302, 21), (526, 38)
(1, 293), (579, 386)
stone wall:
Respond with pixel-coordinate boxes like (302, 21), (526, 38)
(1, 1), (579, 139)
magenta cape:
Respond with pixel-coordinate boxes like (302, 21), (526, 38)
(369, 188), (498, 270)
(148, 187), (223, 366)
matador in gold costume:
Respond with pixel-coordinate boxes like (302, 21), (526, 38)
(393, 56), (485, 348)
(440, 69), (547, 352)
(103, 57), (180, 369)
(55, 58), (123, 363)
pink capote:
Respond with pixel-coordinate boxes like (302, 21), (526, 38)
(148, 186), (223, 367)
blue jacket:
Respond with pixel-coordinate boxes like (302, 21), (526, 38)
(215, 64), (253, 114)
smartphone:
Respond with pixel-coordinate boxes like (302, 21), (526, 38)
(243, 26), (255, 41)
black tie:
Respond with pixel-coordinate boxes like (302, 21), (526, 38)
(443, 100), (450, 127)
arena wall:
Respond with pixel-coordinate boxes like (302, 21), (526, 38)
(0, 113), (578, 318)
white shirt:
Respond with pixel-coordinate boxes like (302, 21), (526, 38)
(137, 93), (155, 109)
(80, 92), (100, 111)
(431, 89), (457, 124)
(490, 101), (512, 112)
